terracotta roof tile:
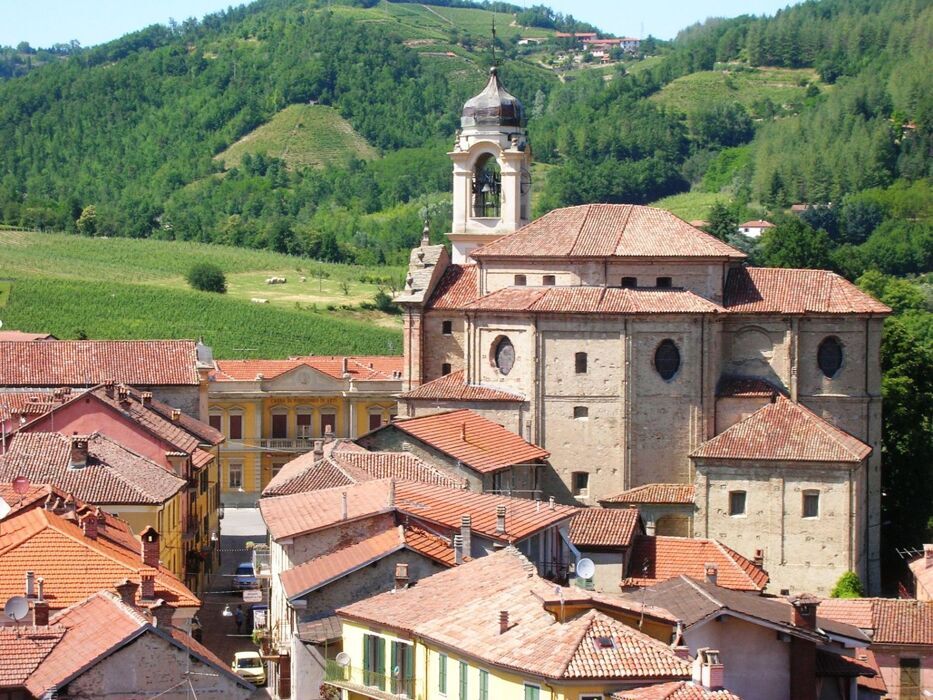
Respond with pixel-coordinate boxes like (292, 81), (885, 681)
(723, 267), (890, 315)
(570, 508), (640, 548)
(690, 397), (871, 463)
(0, 389), (65, 424)
(0, 432), (186, 505)
(0, 508), (199, 611)
(0, 340), (199, 386)
(403, 524), (455, 566)
(425, 264), (480, 309)
(818, 598), (933, 645)
(622, 536), (769, 592)
(464, 286), (725, 315)
(0, 331), (55, 341)
(339, 547), (690, 681)
(815, 650), (878, 680)
(715, 376), (786, 398)
(614, 681), (743, 699)
(0, 626), (65, 687)
(601, 484), (696, 505)
(212, 355), (402, 382)
(739, 220), (774, 228)
(334, 450), (463, 489)
(386, 409), (548, 473)
(854, 649), (887, 694)
(909, 553), (933, 600)
(399, 370), (525, 402)
(472, 205), (745, 260)
(298, 615), (343, 644)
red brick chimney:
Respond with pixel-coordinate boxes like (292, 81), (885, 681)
(753, 549), (764, 568)
(80, 511), (98, 540)
(140, 568), (157, 601)
(149, 599), (175, 629)
(788, 594), (820, 700)
(69, 436), (88, 469)
(499, 610), (509, 634)
(32, 599), (49, 627)
(115, 578), (139, 608)
(788, 593), (820, 630)
(496, 505), (506, 534)
(140, 526), (160, 568)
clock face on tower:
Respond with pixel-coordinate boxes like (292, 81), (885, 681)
(520, 169), (531, 195)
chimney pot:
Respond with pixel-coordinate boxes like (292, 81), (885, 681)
(460, 514), (472, 559)
(499, 610), (509, 635)
(496, 505), (507, 534)
(753, 549), (765, 568)
(704, 563), (718, 585)
(32, 599), (49, 627)
(25, 571), (35, 598)
(141, 392), (153, 405)
(548, 496), (555, 511)
(69, 436), (88, 469)
(454, 534), (463, 565)
(313, 440), (324, 458)
(694, 648), (724, 690)
(115, 578), (139, 608)
(35, 577), (44, 602)
(140, 526), (160, 568)
(171, 408), (181, 422)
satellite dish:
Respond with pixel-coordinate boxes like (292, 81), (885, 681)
(4, 596), (29, 622)
(576, 558), (596, 580)
(12, 476), (30, 496)
(335, 652), (351, 668)
(0, 497), (10, 522)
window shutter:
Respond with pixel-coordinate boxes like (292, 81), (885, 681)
(404, 644), (414, 679)
(439, 653), (447, 693)
(479, 669), (488, 700)
(363, 634), (371, 683)
(375, 636), (386, 687)
(459, 661), (468, 699)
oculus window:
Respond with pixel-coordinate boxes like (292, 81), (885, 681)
(493, 336), (515, 375)
(818, 336), (843, 378)
(654, 339), (681, 381)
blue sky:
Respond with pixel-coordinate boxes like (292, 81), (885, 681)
(0, 0), (798, 47)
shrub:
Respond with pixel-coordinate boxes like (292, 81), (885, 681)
(373, 289), (399, 314)
(830, 571), (864, 598)
(186, 262), (226, 293)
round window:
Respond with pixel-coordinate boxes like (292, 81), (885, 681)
(817, 337), (843, 378)
(493, 337), (515, 376)
(654, 340), (681, 381)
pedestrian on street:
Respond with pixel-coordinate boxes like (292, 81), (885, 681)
(234, 605), (244, 634)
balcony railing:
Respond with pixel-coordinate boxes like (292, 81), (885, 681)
(258, 438), (316, 451)
(324, 660), (415, 699)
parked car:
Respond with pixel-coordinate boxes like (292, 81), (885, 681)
(231, 650), (266, 686)
(233, 562), (258, 590)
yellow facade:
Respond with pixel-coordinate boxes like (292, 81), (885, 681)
(334, 620), (637, 700)
(113, 491), (185, 580)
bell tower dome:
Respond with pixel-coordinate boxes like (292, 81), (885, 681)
(448, 67), (532, 263)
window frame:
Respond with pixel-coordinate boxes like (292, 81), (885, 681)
(458, 660), (468, 700)
(270, 411), (288, 439)
(228, 462), (243, 489)
(802, 490), (820, 519)
(319, 408), (337, 436)
(620, 276), (637, 288)
(438, 652), (448, 695)
(228, 412), (244, 440)
(728, 490), (747, 517)
(656, 276), (673, 288)
(524, 683), (541, 700)
(573, 406), (589, 420)
(542, 274), (556, 286)
(514, 274), (527, 286)
(654, 339), (681, 381)
(492, 336), (515, 376)
(208, 413), (222, 432)
(479, 669), (489, 700)
(442, 320), (453, 336)
(441, 362), (452, 376)
(574, 351), (588, 374)
(572, 471), (590, 497)
(817, 336), (844, 378)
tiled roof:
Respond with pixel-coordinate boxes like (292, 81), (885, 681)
(471, 205), (745, 260)
(614, 682), (743, 699)
(387, 409), (549, 473)
(298, 615), (343, 644)
(622, 536), (769, 592)
(601, 484), (696, 505)
(0, 331), (55, 341)
(570, 508), (640, 549)
(723, 267), (890, 315)
(463, 286), (725, 315)
(815, 650), (878, 680)
(0, 508), (199, 610)
(334, 449), (462, 489)
(339, 547), (690, 681)
(425, 264), (480, 309)
(0, 389), (65, 423)
(739, 220), (774, 228)
(818, 598), (933, 645)
(715, 376), (786, 399)
(403, 524), (456, 566)
(0, 432), (186, 505)
(625, 577), (866, 643)
(0, 626), (65, 687)
(0, 340), (199, 386)
(399, 370), (525, 402)
(909, 554), (933, 600)
(853, 649), (887, 694)
(212, 355), (402, 382)
(690, 397), (871, 463)
(394, 243), (448, 305)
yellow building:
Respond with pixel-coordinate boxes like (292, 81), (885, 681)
(209, 356), (402, 505)
(329, 547), (692, 700)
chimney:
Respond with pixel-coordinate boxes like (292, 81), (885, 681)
(394, 562), (409, 590)
(460, 515), (472, 559)
(141, 392), (153, 405)
(115, 578), (139, 608)
(104, 379), (115, 397)
(693, 648), (724, 690)
(548, 496), (555, 511)
(117, 384), (129, 402)
(341, 357), (349, 376)
(69, 436), (88, 469)
(324, 423), (334, 441)
(140, 569), (157, 601)
(25, 571), (35, 598)
(140, 526), (160, 568)
(80, 511), (98, 540)
(788, 593), (820, 631)
(788, 595), (820, 700)
(453, 534), (463, 565)
(421, 221), (430, 247)
(753, 549), (765, 568)
(61, 493), (76, 520)
(96, 507), (106, 529)
(704, 563), (718, 586)
(499, 610), (509, 635)
(313, 440), (324, 459)
(149, 599), (175, 629)
(341, 491), (348, 520)
(171, 408), (181, 422)
(496, 505), (506, 534)
(671, 620), (690, 659)
(925, 543), (933, 570)
(460, 422), (467, 442)
(387, 480), (395, 508)
(32, 599), (49, 627)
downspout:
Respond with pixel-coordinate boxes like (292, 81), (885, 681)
(864, 315), (873, 593)
(545, 682), (557, 700)
(533, 314), (542, 445)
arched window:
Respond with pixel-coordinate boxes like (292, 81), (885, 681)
(620, 277), (637, 288)
(818, 337), (843, 378)
(654, 340), (681, 381)
(492, 336), (515, 376)
(472, 154), (501, 218)
(575, 352), (588, 374)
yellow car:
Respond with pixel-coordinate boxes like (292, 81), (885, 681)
(232, 650), (266, 686)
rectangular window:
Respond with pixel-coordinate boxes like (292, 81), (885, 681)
(442, 363), (452, 376)
(391, 641), (414, 697)
(229, 414), (243, 440)
(320, 412), (337, 436)
(514, 274), (527, 286)
(228, 463), (242, 489)
(542, 274), (556, 286)
(438, 653), (447, 694)
(368, 412), (383, 431)
(297, 413), (312, 438)
(442, 320), (453, 335)
(459, 661), (468, 700)
(900, 658), (920, 700)
(802, 490), (820, 518)
(208, 414), (222, 432)
(729, 490), (747, 516)
(271, 413), (288, 439)
(363, 634), (386, 690)
(479, 669), (489, 700)
(575, 352), (587, 374)
(656, 276), (673, 288)
(573, 406), (589, 420)
(620, 276), (637, 288)
(572, 471), (589, 497)
(524, 684), (540, 700)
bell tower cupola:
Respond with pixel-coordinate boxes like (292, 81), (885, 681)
(449, 67), (532, 263)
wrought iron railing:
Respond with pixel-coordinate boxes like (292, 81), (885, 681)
(324, 660), (415, 698)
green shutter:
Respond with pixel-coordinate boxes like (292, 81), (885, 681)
(479, 669), (489, 700)
(404, 643), (414, 679)
(376, 636), (386, 689)
(459, 661), (468, 700)
(363, 635), (371, 671)
(438, 653), (447, 693)
(391, 642), (399, 694)
(524, 684), (540, 700)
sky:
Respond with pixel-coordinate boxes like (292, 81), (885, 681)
(0, 0), (798, 48)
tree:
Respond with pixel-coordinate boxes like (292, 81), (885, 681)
(75, 205), (97, 236)
(186, 262), (226, 293)
(759, 218), (832, 269)
(841, 198), (884, 244)
(706, 201), (738, 241)
(830, 571), (863, 598)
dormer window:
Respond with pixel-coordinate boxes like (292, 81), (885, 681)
(620, 277), (637, 288)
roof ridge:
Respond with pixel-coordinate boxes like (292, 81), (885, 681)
(789, 399), (866, 460)
(681, 575), (724, 609)
(557, 608), (603, 677)
(611, 203), (634, 256)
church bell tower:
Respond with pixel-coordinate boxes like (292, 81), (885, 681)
(448, 67), (532, 263)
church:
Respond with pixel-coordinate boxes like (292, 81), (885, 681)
(394, 67), (890, 595)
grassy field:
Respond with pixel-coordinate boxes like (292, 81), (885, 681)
(0, 230), (404, 358)
(215, 104), (379, 170)
(650, 191), (730, 222)
(651, 66), (824, 114)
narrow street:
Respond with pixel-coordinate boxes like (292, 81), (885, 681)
(200, 506), (272, 699)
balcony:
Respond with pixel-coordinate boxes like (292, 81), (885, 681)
(324, 660), (415, 700)
(258, 438), (315, 452)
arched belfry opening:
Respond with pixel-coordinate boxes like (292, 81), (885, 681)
(449, 66), (533, 263)
(472, 153), (501, 218)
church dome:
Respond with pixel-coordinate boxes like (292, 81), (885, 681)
(461, 67), (525, 128)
